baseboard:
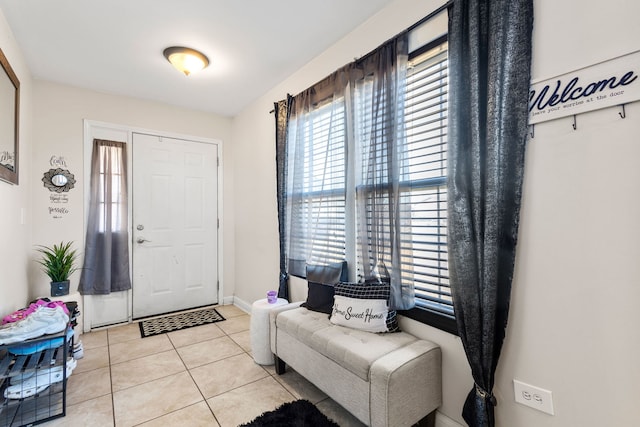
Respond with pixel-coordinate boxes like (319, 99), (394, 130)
(436, 411), (464, 427)
(231, 295), (463, 427)
(229, 296), (251, 314)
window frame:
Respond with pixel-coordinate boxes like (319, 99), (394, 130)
(285, 97), (349, 274)
(96, 142), (127, 234)
(284, 33), (457, 335)
(397, 34), (457, 335)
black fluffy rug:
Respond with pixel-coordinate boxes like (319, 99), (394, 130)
(240, 400), (340, 427)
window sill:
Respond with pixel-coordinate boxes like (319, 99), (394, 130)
(398, 306), (458, 336)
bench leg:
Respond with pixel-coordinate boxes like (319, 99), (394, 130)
(413, 410), (436, 427)
(274, 355), (286, 375)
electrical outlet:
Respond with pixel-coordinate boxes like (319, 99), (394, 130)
(513, 379), (554, 415)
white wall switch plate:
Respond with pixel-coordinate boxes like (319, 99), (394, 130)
(513, 379), (554, 415)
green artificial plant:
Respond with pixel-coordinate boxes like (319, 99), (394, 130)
(36, 241), (79, 283)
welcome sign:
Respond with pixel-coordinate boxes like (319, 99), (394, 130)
(528, 50), (640, 124)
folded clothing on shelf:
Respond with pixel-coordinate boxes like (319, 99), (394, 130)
(2, 299), (69, 325)
(0, 305), (69, 345)
(8, 327), (74, 355)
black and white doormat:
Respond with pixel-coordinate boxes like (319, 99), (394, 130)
(138, 307), (225, 338)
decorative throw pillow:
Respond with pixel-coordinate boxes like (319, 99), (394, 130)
(300, 261), (347, 314)
(330, 282), (399, 333)
(301, 282), (335, 314)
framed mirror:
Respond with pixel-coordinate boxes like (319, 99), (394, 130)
(0, 48), (20, 185)
(42, 168), (76, 193)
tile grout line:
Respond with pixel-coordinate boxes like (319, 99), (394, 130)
(168, 327), (221, 425)
(172, 318), (248, 427)
(68, 309), (271, 426)
(107, 327), (116, 427)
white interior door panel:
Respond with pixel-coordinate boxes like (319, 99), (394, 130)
(132, 133), (218, 318)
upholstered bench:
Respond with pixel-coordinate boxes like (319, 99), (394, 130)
(270, 302), (442, 427)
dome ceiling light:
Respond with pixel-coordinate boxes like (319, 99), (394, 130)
(163, 46), (209, 76)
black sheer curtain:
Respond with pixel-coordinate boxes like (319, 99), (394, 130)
(447, 0), (533, 426)
(275, 96), (292, 301)
(353, 33), (415, 310)
(285, 66), (351, 269)
(275, 34), (414, 308)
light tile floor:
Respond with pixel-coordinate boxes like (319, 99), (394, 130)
(42, 305), (365, 427)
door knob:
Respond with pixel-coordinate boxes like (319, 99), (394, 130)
(137, 238), (151, 244)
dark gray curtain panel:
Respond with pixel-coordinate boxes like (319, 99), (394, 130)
(447, 0), (533, 425)
(275, 97), (292, 301)
(79, 139), (132, 295)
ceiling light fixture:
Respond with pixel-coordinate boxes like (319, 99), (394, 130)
(163, 46), (209, 76)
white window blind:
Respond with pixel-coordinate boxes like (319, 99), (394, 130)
(404, 40), (451, 317)
(287, 100), (347, 267)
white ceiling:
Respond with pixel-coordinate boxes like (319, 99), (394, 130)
(0, 0), (394, 117)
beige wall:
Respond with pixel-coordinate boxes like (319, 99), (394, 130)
(1, 0), (638, 424)
(231, 0), (640, 426)
(30, 81), (235, 301)
(0, 8), (33, 316)
(497, 2), (640, 426)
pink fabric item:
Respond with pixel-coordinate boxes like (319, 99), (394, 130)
(2, 299), (69, 324)
(2, 303), (39, 325)
(45, 300), (70, 315)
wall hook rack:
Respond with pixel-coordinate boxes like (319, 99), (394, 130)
(572, 115), (577, 130)
(619, 104), (626, 119)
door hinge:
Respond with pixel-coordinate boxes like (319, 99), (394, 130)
(217, 157), (219, 167)
(217, 218), (219, 229)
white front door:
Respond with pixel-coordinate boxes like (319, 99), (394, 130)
(132, 133), (219, 318)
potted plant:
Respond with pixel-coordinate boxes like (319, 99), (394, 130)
(36, 241), (79, 297)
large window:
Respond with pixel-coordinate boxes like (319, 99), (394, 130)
(96, 142), (127, 233)
(286, 98), (348, 269)
(285, 34), (454, 333)
(399, 37), (455, 333)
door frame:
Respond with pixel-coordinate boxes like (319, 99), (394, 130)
(82, 120), (224, 331)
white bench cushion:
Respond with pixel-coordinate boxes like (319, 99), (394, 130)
(276, 307), (417, 381)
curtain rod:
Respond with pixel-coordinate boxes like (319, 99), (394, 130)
(353, 0), (451, 66)
(269, 0), (453, 114)
(407, 1), (452, 32)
